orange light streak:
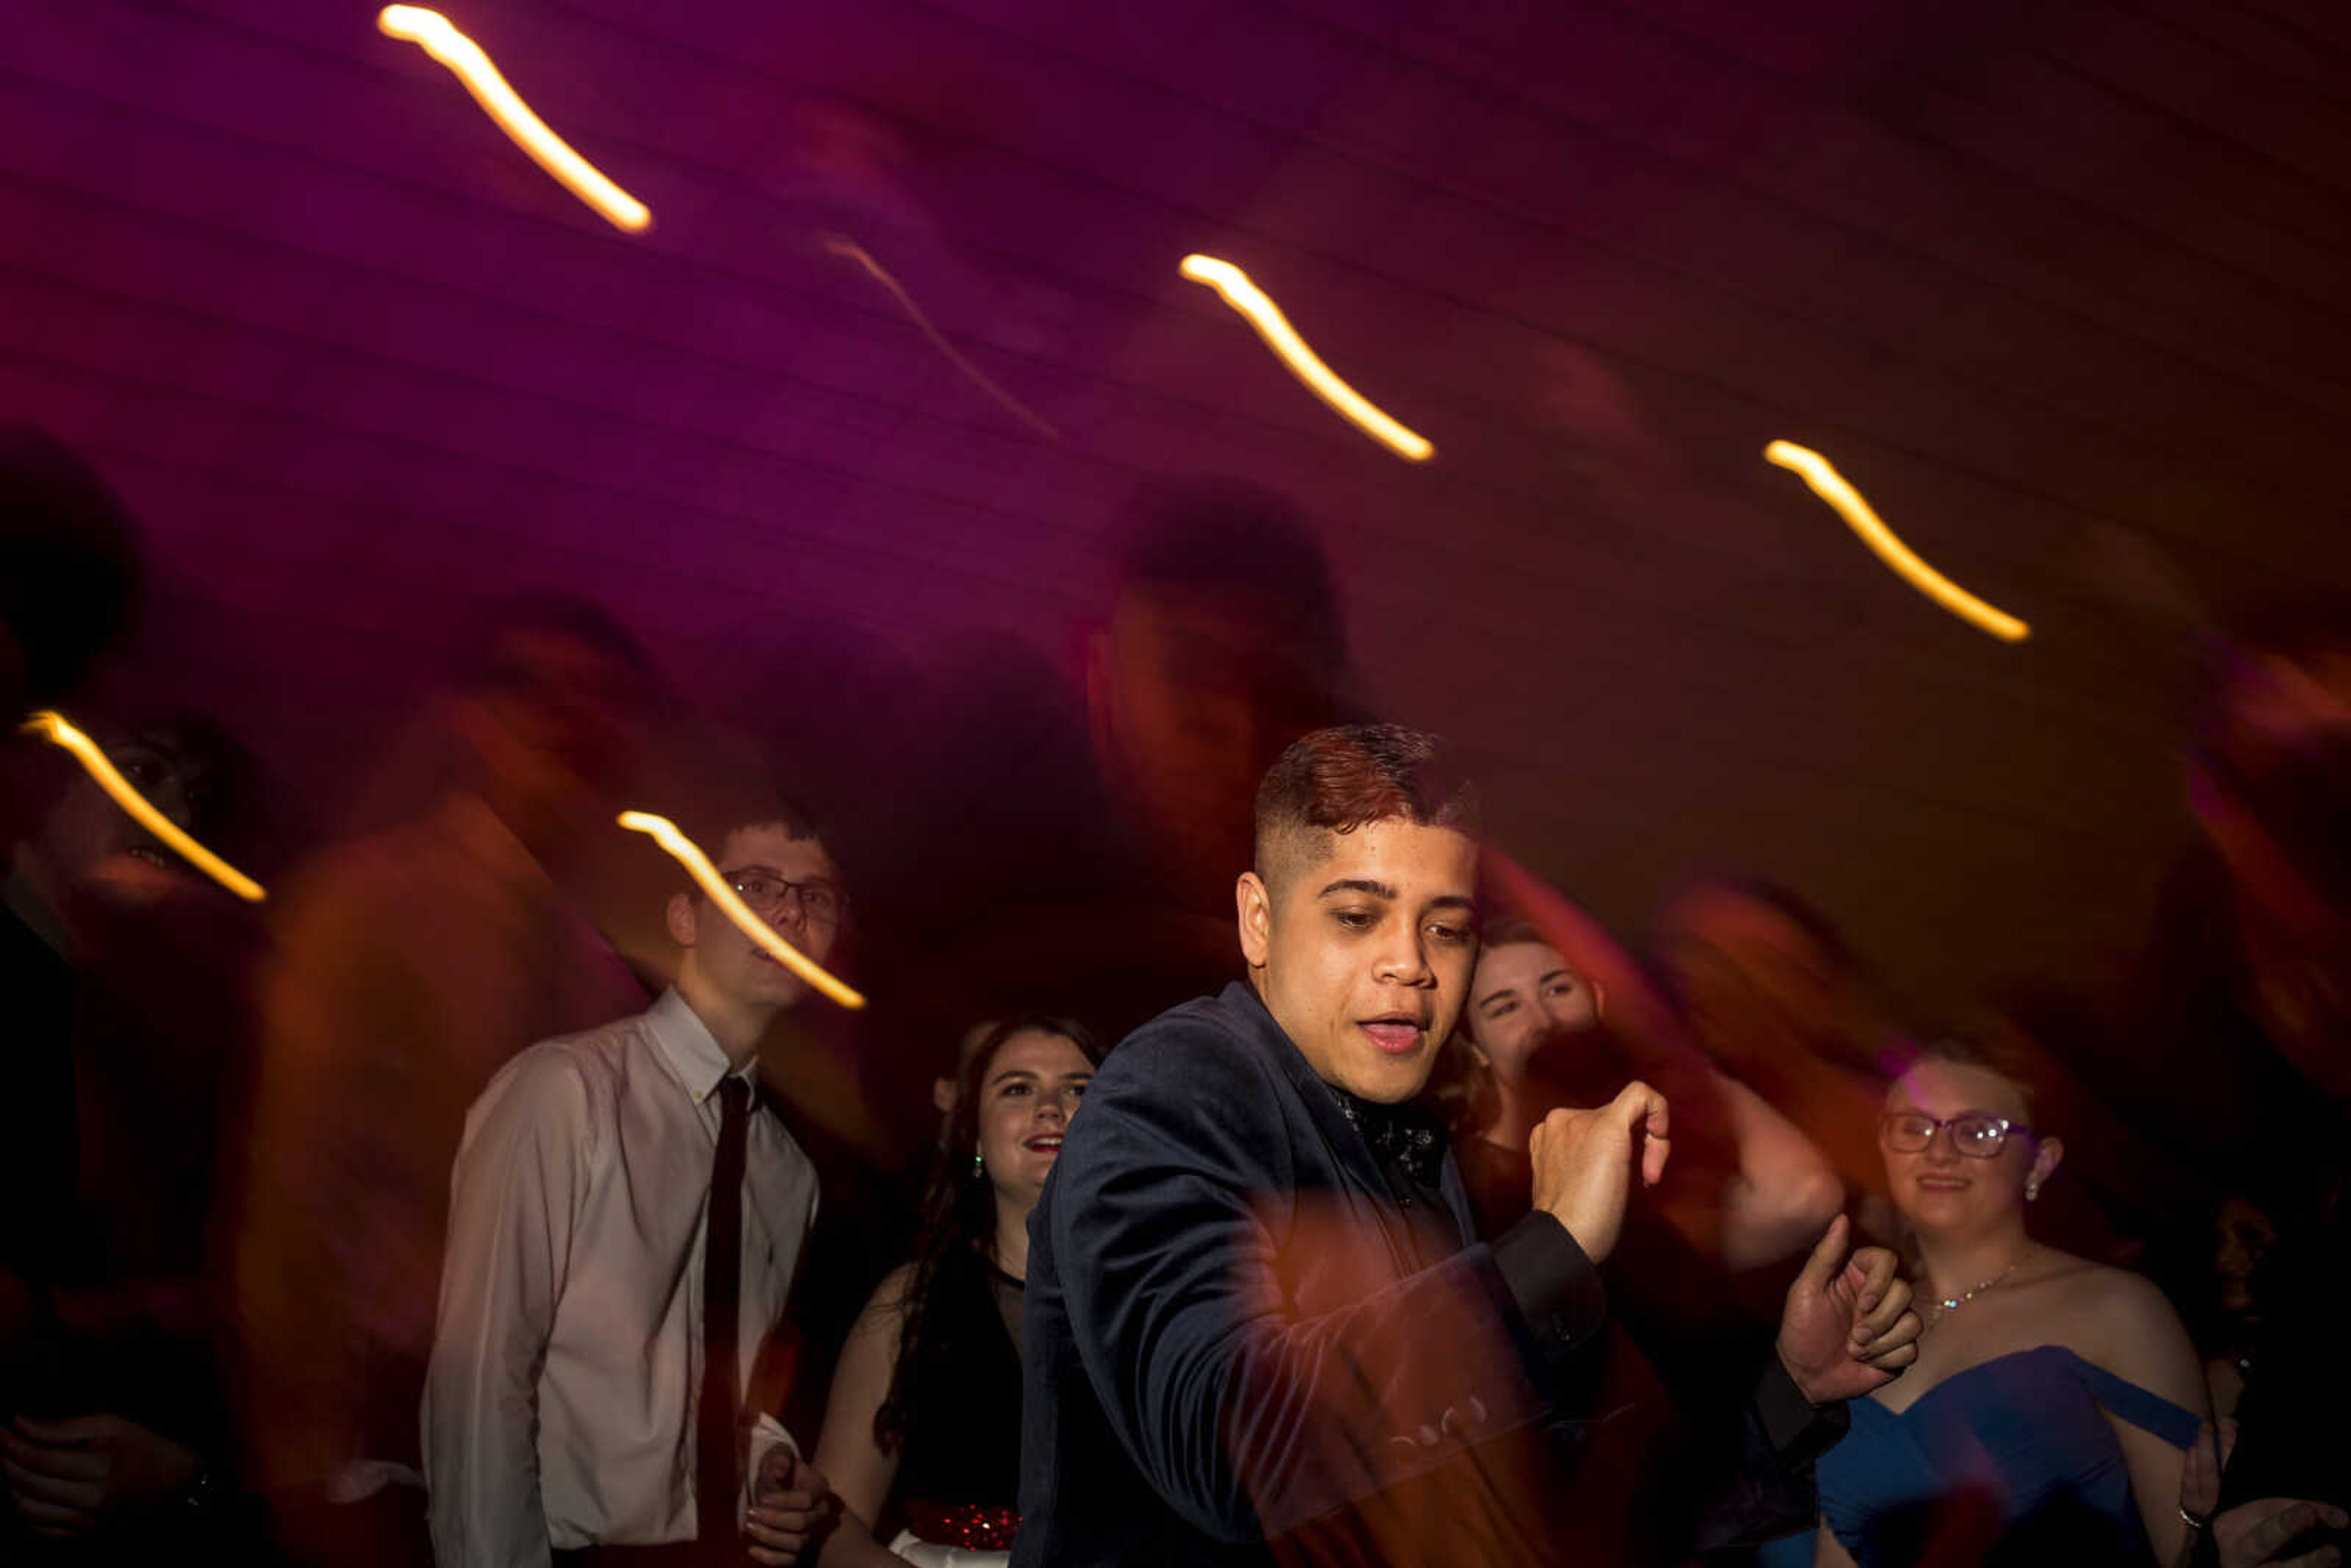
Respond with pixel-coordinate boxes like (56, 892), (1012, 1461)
(1178, 255), (1434, 462)
(1764, 441), (2030, 644)
(617, 811), (866, 1010)
(377, 6), (651, 233)
(22, 711), (266, 902)
(821, 234), (1060, 440)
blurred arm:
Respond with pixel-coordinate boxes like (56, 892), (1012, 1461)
(1714, 1072), (1845, 1272)
(423, 1052), (587, 1568)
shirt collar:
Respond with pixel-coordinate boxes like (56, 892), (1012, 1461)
(645, 988), (756, 1105)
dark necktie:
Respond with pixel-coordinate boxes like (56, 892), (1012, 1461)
(697, 1076), (751, 1553)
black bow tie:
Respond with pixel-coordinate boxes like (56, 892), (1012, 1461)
(1331, 1090), (1447, 1190)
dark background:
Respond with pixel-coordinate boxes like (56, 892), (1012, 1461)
(9, 0), (2350, 1013)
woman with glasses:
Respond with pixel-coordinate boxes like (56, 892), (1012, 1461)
(760, 1016), (1101, 1568)
(1811, 1037), (2208, 1567)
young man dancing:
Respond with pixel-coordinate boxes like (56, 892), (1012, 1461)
(1017, 724), (1920, 1566)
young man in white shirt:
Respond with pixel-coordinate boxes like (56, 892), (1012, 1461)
(425, 799), (845, 1567)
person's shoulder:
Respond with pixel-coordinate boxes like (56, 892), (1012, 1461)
(2085, 1264), (2192, 1340)
(1092, 989), (1285, 1098)
(2044, 1255), (2178, 1319)
(471, 1017), (635, 1129)
(852, 1261), (920, 1334)
(1059, 988), (1301, 1180)
(2036, 1254), (2195, 1370)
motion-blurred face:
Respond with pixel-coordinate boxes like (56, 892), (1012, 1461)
(467, 628), (648, 845)
(1466, 940), (1601, 1083)
(670, 823), (843, 1012)
(2214, 1197), (2276, 1317)
(975, 1028), (1093, 1209)
(1239, 819), (1479, 1105)
(1093, 588), (1332, 891)
(34, 737), (209, 908)
(1880, 1060), (2059, 1238)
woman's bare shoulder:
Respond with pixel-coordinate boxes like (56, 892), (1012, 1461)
(2031, 1255), (2198, 1378)
(848, 1261), (921, 1338)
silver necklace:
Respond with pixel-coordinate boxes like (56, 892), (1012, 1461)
(1925, 1245), (2036, 1326)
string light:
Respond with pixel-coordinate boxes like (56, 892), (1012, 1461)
(822, 235), (1059, 439)
(1179, 255), (1434, 462)
(377, 6), (651, 233)
(21, 711), (266, 902)
(1764, 441), (2030, 643)
(618, 811), (866, 1010)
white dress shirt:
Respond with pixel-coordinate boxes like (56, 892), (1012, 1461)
(424, 989), (819, 1567)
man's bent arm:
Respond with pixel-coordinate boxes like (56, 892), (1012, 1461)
(1051, 1029), (1605, 1543)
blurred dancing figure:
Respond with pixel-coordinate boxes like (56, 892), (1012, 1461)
(231, 599), (653, 1567)
(1451, 917), (1841, 1271)
(1, 715), (264, 1564)
(2137, 604), (2351, 1567)
(1658, 879), (1899, 1243)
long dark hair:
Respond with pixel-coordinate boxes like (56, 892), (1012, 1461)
(872, 1012), (1101, 1453)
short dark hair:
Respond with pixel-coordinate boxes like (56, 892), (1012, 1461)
(678, 793), (823, 871)
(1114, 477), (1340, 651)
(0, 427), (143, 711)
(640, 770), (831, 913)
(1253, 724), (1479, 893)
(452, 592), (652, 695)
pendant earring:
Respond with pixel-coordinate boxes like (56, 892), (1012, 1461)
(972, 1151), (986, 1177)
(2025, 1181), (2041, 1202)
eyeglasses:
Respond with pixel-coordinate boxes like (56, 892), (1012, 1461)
(1880, 1111), (2032, 1158)
(721, 868), (844, 928)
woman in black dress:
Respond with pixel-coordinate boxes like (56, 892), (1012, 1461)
(806, 1015), (1101, 1566)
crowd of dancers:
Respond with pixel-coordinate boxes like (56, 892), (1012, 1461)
(2, 427), (2347, 1568)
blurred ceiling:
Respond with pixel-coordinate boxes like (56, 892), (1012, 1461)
(7, 0), (2350, 1010)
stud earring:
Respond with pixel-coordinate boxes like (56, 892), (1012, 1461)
(2025, 1181), (2041, 1202)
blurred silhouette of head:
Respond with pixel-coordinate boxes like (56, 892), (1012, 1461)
(448, 595), (653, 857)
(1655, 875), (1880, 1079)
(1088, 479), (1344, 900)
(2189, 599), (2351, 952)
(0, 427), (143, 721)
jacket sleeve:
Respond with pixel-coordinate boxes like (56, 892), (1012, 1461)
(1046, 1023), (1603, 1544)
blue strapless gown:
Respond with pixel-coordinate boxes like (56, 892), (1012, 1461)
(1813, 1346), (2200, 1567)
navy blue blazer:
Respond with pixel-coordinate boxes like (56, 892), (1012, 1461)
(1015, 983), (1608, 1567)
